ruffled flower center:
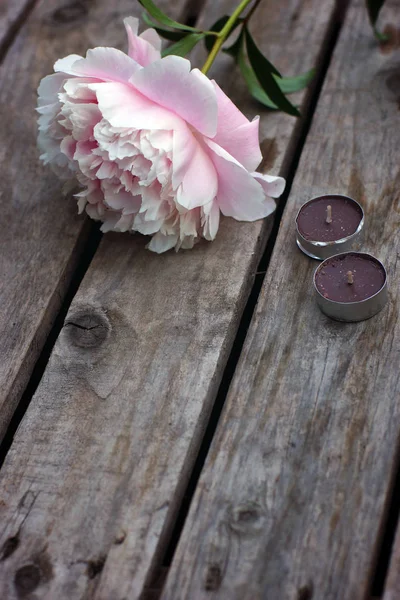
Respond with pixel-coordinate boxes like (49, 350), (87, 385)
(54, 85), (205, 250)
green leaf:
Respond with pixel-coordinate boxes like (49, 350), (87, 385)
(243, 28), (281, 78)
(142, 13), (187, 41)
(162, 32), (206, 57)
(237, 39), (277, 109)
(235, 31), (310, 111)
(138, 0), (202, 33)
(244, 28), (299, 116)
(239, 63), (313, 107)
(274, 68), (315, 94)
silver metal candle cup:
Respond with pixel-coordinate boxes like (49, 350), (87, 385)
(314, 252), (388, 322)
(296, 195), (364, 261)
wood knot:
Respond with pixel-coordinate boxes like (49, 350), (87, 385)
(64, 307), (111, 348)
(114, 531), (126, 545)
(14, 564), (41, 595)
(50, 1), (88, 25)
(87, 555), (106, 579)
(0, 535), (19, 561)
(228, 501), (265, 535)
(204, 563), (222, 591)
(297, 582), (314, 600)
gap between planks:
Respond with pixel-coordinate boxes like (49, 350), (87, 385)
(0, 223), (101, 469)
(143, 2), (349, 596)
(371, 433), (400, 598)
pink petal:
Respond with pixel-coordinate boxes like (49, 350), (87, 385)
(114, 213), (135, 232)
(129, 56), (218, 137)
(171, 125), (196, 188)
(56, 48), (140, 83)
(63, 78), (99, 102)
(96, 161), (119, 179)
(68, 103), (102, 141)
(173, 127), (217, 209)
(93, 82), (185, 130)
(252, 172), (286, 198)
(124, 16), (139, 36)
(60, 135), (77, 160)
(212, 82), (262, 171)
(133, 213), (165, 235)
(140, 29), (162, 52)
(104, 189), (141, 213)
(206, 140), (275, 221)
(124, 17), (161, 65)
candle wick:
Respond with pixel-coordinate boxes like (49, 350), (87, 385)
(326, 205), (332, 224)
(347, 271), (354, 285)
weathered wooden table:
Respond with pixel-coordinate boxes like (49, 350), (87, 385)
(0, 0), (399, 598)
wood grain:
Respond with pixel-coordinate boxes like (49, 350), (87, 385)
(0, 0), (36, 56)
(0, 0), (187, 442)
(0, 0), (338, 598)
(162, 1), (400, 599)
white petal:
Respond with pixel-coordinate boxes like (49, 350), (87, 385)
(251, 172), (286, 198)
(147, 231), (178, 253)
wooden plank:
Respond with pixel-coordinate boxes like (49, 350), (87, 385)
(162, 1), (400, 599)
(0, 1), (339, 598)
(0, 0), (187, 442)
(0, 0), (35, 55)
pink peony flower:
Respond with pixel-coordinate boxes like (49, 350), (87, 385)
(37, 17), (285, 253)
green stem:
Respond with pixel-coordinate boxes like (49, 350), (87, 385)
(201, 0), (254, 74)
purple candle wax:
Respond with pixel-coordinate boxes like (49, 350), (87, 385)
(315, 253), (386, 303)
(297, 195), (363, 243)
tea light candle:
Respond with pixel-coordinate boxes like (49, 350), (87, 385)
(314, 252), (388, 322)
(296, 195), (364, 260)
